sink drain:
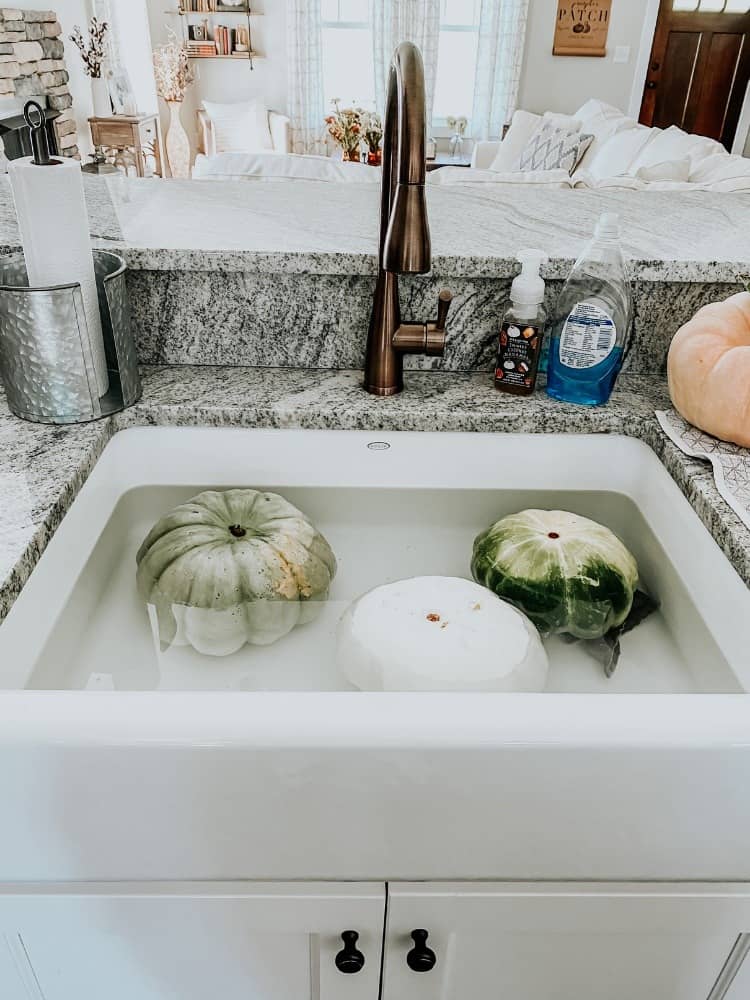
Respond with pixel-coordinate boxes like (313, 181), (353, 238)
(367, 441), (391, 451)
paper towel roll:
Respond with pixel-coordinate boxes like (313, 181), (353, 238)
(8, 156), (109, 396)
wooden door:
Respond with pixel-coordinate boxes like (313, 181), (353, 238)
(0, 882), (385, 1000)
(640, 0), (750, 149)
(383, 882), (750, 1000)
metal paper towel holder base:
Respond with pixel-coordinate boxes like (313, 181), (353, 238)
(0, 249), (142, 424)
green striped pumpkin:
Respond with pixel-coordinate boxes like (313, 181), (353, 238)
(136, 489), (337, 656)
(471, 509), (638, 640)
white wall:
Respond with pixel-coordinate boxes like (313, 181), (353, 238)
(14, 0), (95, 158)
(518, 0), (651, 116)
(146, 0), (287, 161)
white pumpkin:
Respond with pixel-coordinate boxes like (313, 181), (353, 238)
(136, 489), (337, 656)
(336, 576), (548, 692)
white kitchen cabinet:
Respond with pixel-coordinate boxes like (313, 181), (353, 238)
(0, 882), (385, 1000)
(383, 883), (750, 1000)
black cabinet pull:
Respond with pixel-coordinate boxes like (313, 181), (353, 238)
(335, 930), (365, 974)
(407, 929), (437, 972)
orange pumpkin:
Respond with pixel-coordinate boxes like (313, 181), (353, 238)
(667, 290), (750, 448)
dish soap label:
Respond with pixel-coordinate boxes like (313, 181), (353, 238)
(496, 322), (542, 390)
(559, 303), (617, 370)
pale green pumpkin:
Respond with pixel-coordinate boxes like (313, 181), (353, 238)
(136, 489), (337, 656)
(472, 509), (638, 640)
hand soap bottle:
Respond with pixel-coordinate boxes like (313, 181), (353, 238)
(546, 213), (631, 406)
(495, 249), (548, 396)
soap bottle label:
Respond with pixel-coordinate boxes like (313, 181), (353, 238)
(495, 322), (541, 392)
(559, 303), (617, 369)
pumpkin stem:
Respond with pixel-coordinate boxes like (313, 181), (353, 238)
(228, 524), (247, 539)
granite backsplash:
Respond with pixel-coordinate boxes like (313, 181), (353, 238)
(126, 267), (742, 374)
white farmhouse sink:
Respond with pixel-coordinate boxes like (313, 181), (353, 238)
(0, 427), (749, 883)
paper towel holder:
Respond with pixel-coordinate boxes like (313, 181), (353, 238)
(0, 249), (142, 424)
(24, 99), (62, 167)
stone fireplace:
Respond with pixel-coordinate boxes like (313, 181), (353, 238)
(0, 8), (79, 158)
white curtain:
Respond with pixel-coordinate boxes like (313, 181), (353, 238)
(371, 0), (441, 123)
(471, 0), (529, 140)
(287, 0), (326, 154)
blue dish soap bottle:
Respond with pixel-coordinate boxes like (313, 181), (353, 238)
(546, 213), (631, 407)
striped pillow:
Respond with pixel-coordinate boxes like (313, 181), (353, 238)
(519, 123), (594, 175)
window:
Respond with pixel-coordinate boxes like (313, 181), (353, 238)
(320, 0), (482, 124)
(433, 0), (481, 123)
(321, 0), (376, 111)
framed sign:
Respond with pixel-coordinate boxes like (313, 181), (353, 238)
(553, 0), (612, 57)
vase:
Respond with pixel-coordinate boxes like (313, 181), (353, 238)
(165, 100), (191, 179)
(366, 148), (382, 167)
(91, 76), (111, 118)
(342, 148), (361, 163)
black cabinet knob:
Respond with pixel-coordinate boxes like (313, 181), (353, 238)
(407, 929), (437, 972)
(335, 930), (365, 974)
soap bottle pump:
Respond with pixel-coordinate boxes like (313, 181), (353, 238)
(495, 249), (548, 396)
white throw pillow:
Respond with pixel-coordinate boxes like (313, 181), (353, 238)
(634, 157), (691, 183)
(574, 99), (634, 136)
(489, 109), (581, 172)
(519, 122), (593, 175)
(583, 125), (655, 180)
(572, 98), (636, 169)
(202, 98), (274, 154)
(688, 152), (750, 191)
(629, 125), (725, 174)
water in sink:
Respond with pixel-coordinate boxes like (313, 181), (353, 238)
(21, 483), (740, 695)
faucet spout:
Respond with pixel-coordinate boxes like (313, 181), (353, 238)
(364, 42), (452, 396)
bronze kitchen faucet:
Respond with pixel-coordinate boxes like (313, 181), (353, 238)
(364, 41), (453, 396)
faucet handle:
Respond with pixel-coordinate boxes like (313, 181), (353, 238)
(436, 289), (453, 332)
(424, 289), (453, 356)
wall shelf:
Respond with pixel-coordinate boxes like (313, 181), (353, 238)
(166, 1), (258, 65)
(187, 53), (259, 60)
(167, 10), (262, 14)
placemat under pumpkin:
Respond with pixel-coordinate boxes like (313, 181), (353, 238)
(657, 409), (750, 530)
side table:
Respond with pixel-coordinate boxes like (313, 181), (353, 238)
(88, 114), (164, 178)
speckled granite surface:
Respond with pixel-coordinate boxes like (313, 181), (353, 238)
(104, 179), (750, 282)
(0, 365), (747, 625)
(126, 269), (743, 374)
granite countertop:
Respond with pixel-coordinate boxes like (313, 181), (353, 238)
(1, 174), (748, 281)
(0, 365), (747, 624)
(103, 180), (750, 281)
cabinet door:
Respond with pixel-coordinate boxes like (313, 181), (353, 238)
(384, 883), (750, 1000)
(0, 882), (384, 1000)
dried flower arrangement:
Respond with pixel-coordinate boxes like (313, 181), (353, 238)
(324, 100), (363, 160)
(153, 33), (196, 104)
(70, 17), (109, 79)
(358, 109), (383, 155)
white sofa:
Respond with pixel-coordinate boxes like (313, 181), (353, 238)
(431, 99), (750, 193)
